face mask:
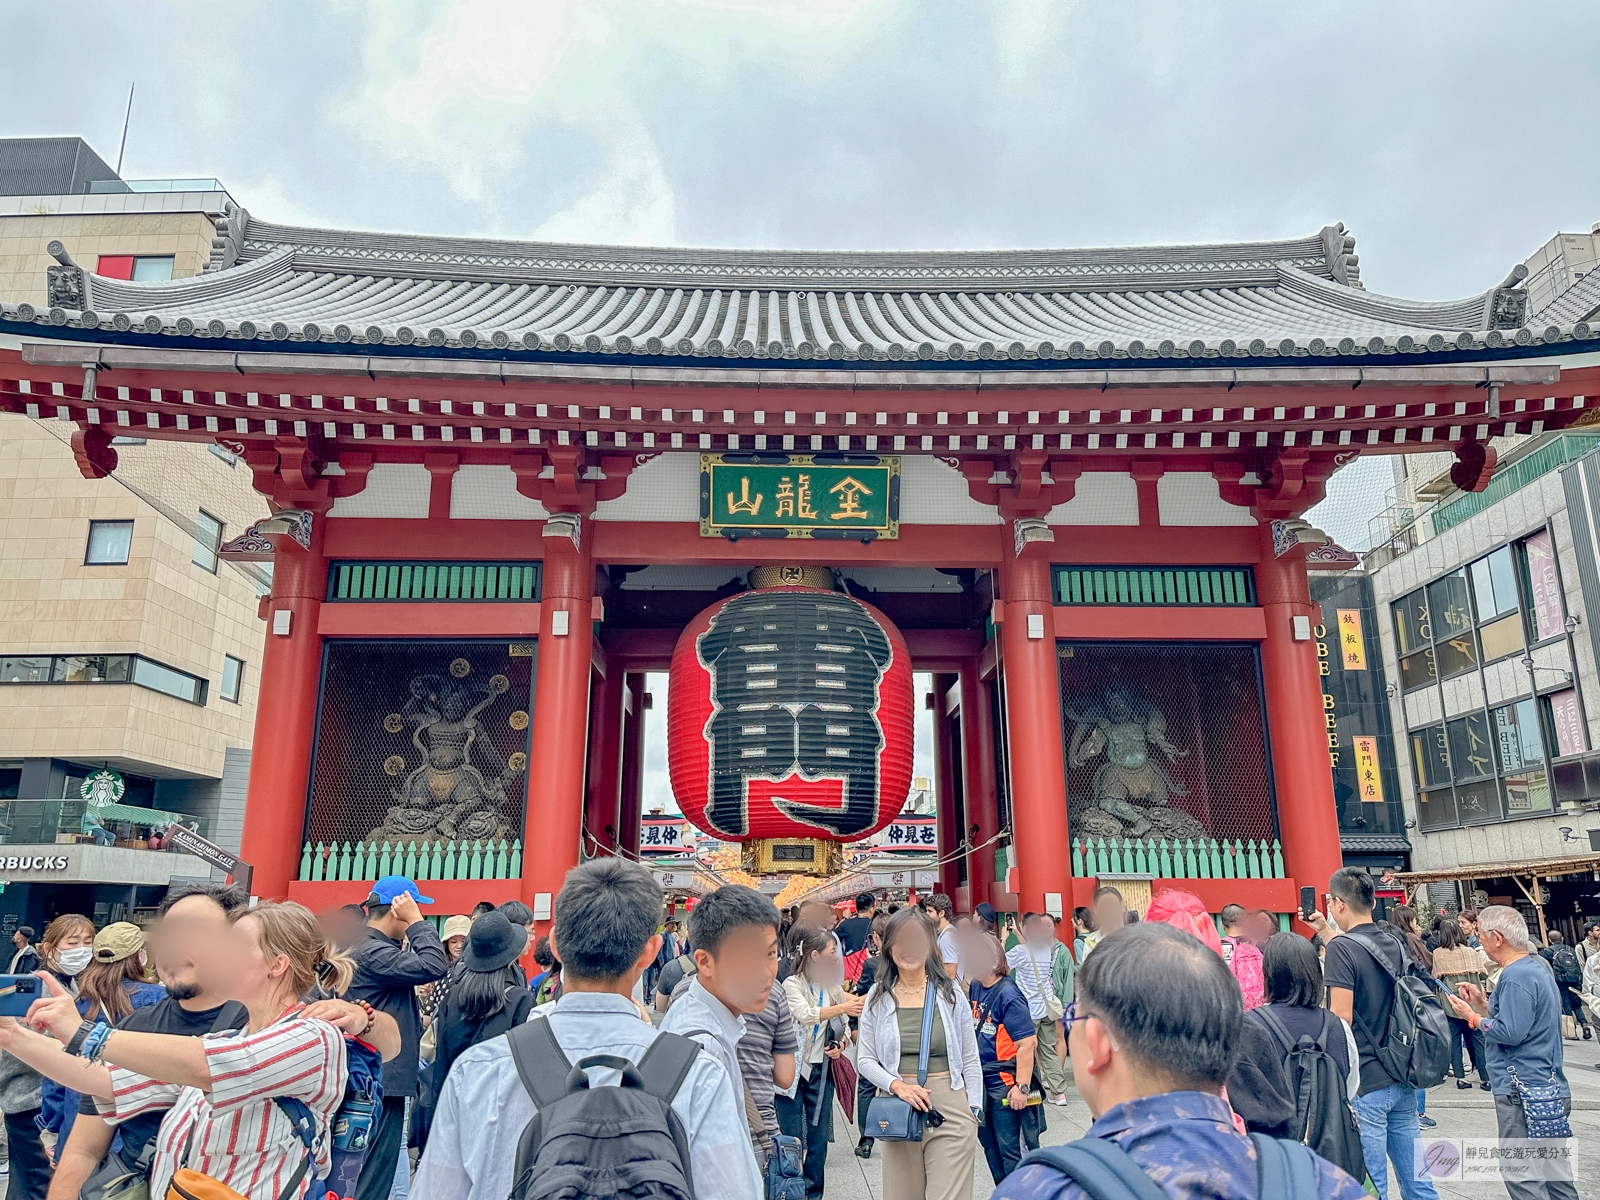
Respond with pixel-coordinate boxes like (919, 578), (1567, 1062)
(57, 947), (93, 976)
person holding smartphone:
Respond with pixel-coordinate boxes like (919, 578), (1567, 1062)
(782, 926), (862, 1198)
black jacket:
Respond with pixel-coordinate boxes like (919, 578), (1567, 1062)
(434, 985), (536, 1087)
(346, 921), (448, 1097)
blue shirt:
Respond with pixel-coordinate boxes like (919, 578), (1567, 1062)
(1479, 954), (1570, 1098)
(413, 991), (763, 1200)
(991, 1091), (1367, 1200)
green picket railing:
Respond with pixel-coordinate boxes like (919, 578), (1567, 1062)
(297, 838), (522, 882)
(1069, 835), (1284, 880)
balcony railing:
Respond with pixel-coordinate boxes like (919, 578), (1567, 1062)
(86, 178), (229, 194)
(1071, 835), (1285, 879)
(0, 800), (208, 848)
(298, 838), (523, 882)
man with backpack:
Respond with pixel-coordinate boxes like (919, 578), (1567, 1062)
(991, 922), (1366, 1200)
(1537, 931), (1589, 1040)
(414, 857), (761, 1200)
(1321, 868), (1444, 1200)
(1219, 904), (1266, 1010)
(345, 875), (450, 1200)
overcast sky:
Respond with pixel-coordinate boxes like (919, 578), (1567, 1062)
(6, 1), (1597, 302)
(7, 1), (1593, 827)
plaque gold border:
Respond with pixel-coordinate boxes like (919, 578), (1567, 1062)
(699, 454), (900, 539)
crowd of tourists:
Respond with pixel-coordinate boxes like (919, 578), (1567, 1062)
(0, 860), (1582, 1200)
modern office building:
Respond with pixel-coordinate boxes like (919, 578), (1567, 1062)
(0, 138), (267, 931)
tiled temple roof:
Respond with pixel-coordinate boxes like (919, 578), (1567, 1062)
(7, 212), (1597, 368)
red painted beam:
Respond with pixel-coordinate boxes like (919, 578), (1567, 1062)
(590, 521), (1004, 567)
(1053, 605), (1267, 641)
(317, 602), (541, 637)
(289, 878), (519, 914)
(324, 519), (547, 560)
(1041, 525), (1261, 564)
(1068, 877), (1301, 916)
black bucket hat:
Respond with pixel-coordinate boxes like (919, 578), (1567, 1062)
(460, 911), (527, 972)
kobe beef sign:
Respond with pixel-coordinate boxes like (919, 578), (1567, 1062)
(700, 454), (900, 541)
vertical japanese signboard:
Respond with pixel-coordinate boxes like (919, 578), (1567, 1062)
(1524, 530), (1566, 642)
(1548, 688), (1587, 756)
(1311, 574), (1406, 840)
(700, 455), (900, 539)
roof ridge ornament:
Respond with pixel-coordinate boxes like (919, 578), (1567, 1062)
(1320, 223), (1363, 290)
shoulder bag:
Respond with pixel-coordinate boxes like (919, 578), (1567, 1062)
(863, 985), (935, 1142)
(1026, 943), (1066, 1022)
(1506, 1063), (1573, 1139)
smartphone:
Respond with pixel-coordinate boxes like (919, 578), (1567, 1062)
(0, 974), (41, 1017)
(1299, 886), (1318, 919)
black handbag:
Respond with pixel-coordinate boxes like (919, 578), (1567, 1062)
(863, 984), (935, 1142)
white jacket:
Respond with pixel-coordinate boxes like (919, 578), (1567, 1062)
(857, 980), (983, 1111)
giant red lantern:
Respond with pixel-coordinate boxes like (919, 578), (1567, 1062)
(667, 581), (915, 872)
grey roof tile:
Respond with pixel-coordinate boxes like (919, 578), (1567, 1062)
(7, 214), (1598, 366)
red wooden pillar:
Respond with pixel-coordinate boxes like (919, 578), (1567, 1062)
(524, 523), (595, 922)
(583, 663), (625, 855)
(617, 674), (646, 858)
(932, 673), (963, 903)
(1255, 524), (1344, 927)
(239, 512), (330, 900)
(998, 552), (1072, 922)
(960, 663), (999, 906)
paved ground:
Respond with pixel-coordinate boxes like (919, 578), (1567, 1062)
(815, 1039), (1600, 1199)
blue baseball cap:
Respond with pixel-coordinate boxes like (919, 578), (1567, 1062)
(368, 875), (434, 905)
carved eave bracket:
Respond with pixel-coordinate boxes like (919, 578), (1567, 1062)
(962, 451), (1082, 519)
(220, 509), (313, 562)
(245, 439), (369, 510)
(511, 447), (657, 514)
(1214, 449), (1342, 521)
(1450, 440), (1498, 493)
(71, 425), (117, 479)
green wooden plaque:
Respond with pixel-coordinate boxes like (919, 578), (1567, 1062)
(699, 454), (900, 540)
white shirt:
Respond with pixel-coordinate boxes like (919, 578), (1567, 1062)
(1006, 941), (1057, 1022)
(856, 981), (984, 1112)
(413, 991), (761, 1200)
(937, 924), (961, 970)
(658, 978), (753, 1147)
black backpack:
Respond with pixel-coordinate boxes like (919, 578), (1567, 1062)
(1248, 1006), (1367, 1183)
(506, 1016), (702, 1200)
(1550, 944), (1581, 983)
(1025, 1129), (1322, 1199)
(1346, 926), (1450, 1090)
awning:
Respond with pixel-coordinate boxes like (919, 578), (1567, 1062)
(1391, 852), (1600, 885)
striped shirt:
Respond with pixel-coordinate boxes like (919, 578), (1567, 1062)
(96, 1006), (348, 1200)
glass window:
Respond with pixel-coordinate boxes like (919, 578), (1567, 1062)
(0, 657), (52, 683)
(1447, 712), (1494, 781)
(1503, 769), (1551, 816)
(131, 256), (174, 282)
(192, 510), (222, 573)
(220, 656), (244, 703)
(1478, 613), (1524, 663)
(1456, 777), (1503, 823)
(1492, 698), (1543, 772)
(1469, 547), (1520, 620)
(1426, 572), (1473, 642)
(1433, 628), (1478, 679)
(1391, 590), (1430, 654)
(85, 520), (133, 565)
(1399, 649), (1436, 693)
(50, 656), (130, 683)
(131, 658), (205, 705)
(1410, 724), (1451, 789)
(1543, 688), (1587, 756)
(1416, 787), (1459, 830)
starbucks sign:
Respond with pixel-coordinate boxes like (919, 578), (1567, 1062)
(80, 769), (125, 806)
